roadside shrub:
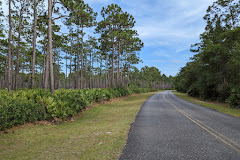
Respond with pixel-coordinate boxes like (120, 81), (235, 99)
(0, 87), (157, 131)
(130, 88), (158, 93)
(118, 88), (131, 96)
(226, 87), (240, 109)
(0, 92), (47, 131)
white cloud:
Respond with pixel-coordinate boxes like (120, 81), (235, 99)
(87, 0), (113, 5)
(176, 46), (190, 53)
(119, 0), (215, 47)
(151, 50), (170, 57)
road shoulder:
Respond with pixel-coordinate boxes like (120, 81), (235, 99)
(173, 91), (240, 118)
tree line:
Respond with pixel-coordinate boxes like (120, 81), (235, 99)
(0, 0), (173, 93)
(174, 0), (240, 108)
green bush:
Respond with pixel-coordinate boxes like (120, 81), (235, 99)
(226, 87), (240, 109)
(0, 87), (157, 131)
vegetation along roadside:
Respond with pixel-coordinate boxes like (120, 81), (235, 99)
(173, 91), (240, 118)
(0, 91), (158, 160)
(0, 88), (159, 131)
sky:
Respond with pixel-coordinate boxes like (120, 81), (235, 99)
(2, 0), (216, 77)
(86, 0), (216, 76)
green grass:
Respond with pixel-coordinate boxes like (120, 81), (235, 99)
(0, 92), (158, 160)
(173, 91), (240, 118)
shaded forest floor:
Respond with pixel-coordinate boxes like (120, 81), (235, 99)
(173, 91), (240, 118)
(0, 92), (158, 160)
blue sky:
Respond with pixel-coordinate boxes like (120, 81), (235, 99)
(2, 0), (216, 76)
(87, 0), (216, 76)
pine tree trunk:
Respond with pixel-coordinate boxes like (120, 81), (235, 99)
(65, 52), (68, 89)
(45, 0), (54, 92)
(123, 73), (126, 88)
(15, 8), (23, 91)
(22, 65), (25, 88)
(93, 76), (94, 88)
(77, 27), (80, 89)
(117, 41), (120, 88)
(84, 55), (87, 88)
(89, 51), (92, 89)
(81, 25), (84, 89)
(98, 69), (100, 88)
(49, 0), (54, 93)
(39, 70), (41, 88)
(74, 52), (77, 89)
(112, 38), (115, 88)
(100, 59), (102, 88)
(42, 44), (46, 88)
(31, 0), (37, 89)
(69, 40), (72, 88)
(120, 70), (122, 88)
(5, 51), (8, 88)
(105, 71), (108, 88)
(11, 34), (14, 90)
(57, 57), (60, 89)
(44, 38), (50, 90)
(28, 72), (31, 88)
(7, 0), (12, 92)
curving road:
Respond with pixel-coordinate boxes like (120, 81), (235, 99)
(120, 90), (240, 160)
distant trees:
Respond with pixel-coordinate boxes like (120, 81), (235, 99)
(174, 0), (240, 108)
(130, 66), (173, 89)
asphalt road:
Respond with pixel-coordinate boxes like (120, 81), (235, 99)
(120, 90), (240, 160)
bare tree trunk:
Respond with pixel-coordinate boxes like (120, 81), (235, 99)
(5, 43), (9, 88)
(123, 73), (126, 88)
(22, 65), (25, 88)
(44, 35), (50, 89)
(7, 0), (12, 92)
(48, 0), (54, 93)
(31, 0), (37, 89)
(105, 71), (108, 88)
(57, 57), (60, 89)
(65, 51), (68, 89)
(120, 70), (122, 88)
(100, 59), (102, 88)
(69, 42), (72, 89)
(81, 25), (84, 89)
(112, 38), (115, 88)
(127, 65), (130, 90)
(39, 69), (42, 88)
(108, 70), (111, 88)
(77, 27), (80, 89)
(11, 34), (15, 90)
(89, 50), (92, 89)
(74, 52), (77, 89)
(45, 0), (54, 93)
(84, 55), (87, 88)
(69, 35), (73, 88)
(44, 38), (50, 90)
(117, 41), (120, 88)
(15, 8), (23, 91)
(42, 44), (46, 88)
(98, 69), (100, 88)
(28, 72), (31, 88)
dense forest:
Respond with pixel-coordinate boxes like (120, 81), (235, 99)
(0, 0), (173, 93)
(174, 0), (240, 108)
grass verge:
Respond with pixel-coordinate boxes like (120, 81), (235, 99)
(173, 91), (240, 118)
(0, 92), (158, 160)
